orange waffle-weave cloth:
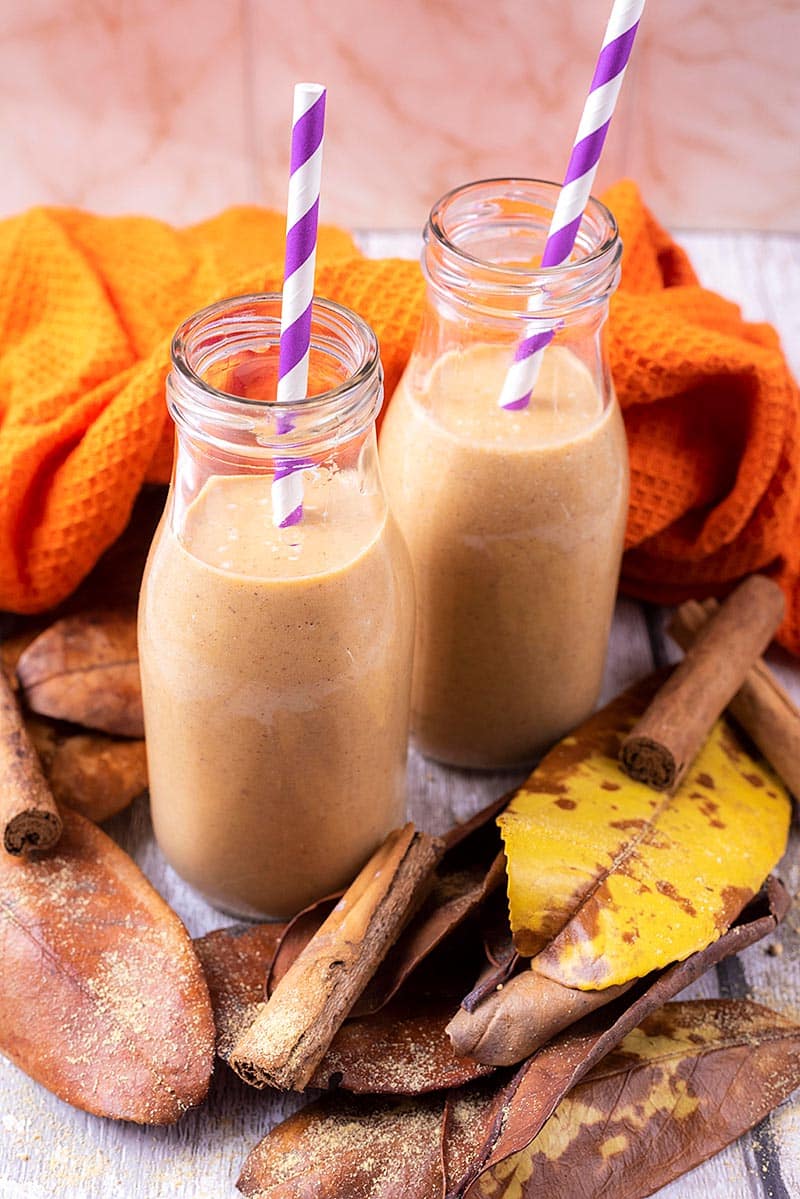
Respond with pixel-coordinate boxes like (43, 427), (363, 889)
(1, 182), (798, 650)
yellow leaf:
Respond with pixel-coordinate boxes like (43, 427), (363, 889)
(498, 679), (790, 989)
(477, 1000), (800, 1199)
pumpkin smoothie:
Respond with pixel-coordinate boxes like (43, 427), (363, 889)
(139, 469), (414, 919)
(379, 342), (628, 768)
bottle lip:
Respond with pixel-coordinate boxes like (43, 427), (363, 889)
(423, 177), (621, 321)
(171, 292), (381, 416)
(427, 176), (619, 277)
(168, 293), (384, 454)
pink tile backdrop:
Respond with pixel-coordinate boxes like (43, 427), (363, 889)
(1, 0), (798, 231)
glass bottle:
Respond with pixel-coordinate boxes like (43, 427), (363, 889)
(379, 178), (628, 769)
(139, 294), (415, 918)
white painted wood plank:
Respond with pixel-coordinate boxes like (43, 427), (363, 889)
(598, 597), (653, 705)
(679, 231), (800, 380)
(354, 227), (420, 260)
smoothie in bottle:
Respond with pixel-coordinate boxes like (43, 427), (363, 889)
(379, 180), (628, 768)
(138, 296), (415, 918)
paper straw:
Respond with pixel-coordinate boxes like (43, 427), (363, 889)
(272, 82), (327, 527)
(498, 0), (645, 411)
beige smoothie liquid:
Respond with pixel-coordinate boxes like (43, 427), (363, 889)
(139, 469), (414, 918)
(379, 343), (628, 768)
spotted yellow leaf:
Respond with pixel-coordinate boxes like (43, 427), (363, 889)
(498, 678), (790, 988)
(474, 1000), (800, 1199)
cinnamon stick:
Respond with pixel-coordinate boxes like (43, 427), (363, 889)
(669, 597), (800, 799)
(0, 670), (63, 855)
(229, 823), (442, 1091)
(620, 575), (785, 791)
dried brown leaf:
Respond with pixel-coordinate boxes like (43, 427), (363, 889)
(25, 715), (147, 823)
(458, 891), (521, 1014)
(244, 989), (800, 1199)
(449, 965), (633, 1066)
(467, 1000), (800, 1199)
(355, 853), (505, 1019)
(194, 922), (287, 1063)
(237, 1093), (446, 1199)
(235, 887), (791, 1199)
(266, 893), (340, 993)
(17, 610), (143, 737)
(230, 827), (443, 1092)
(0, 807), (214, 1122)
(310, 991), (493, 1094)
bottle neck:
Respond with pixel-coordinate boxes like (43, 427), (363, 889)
(422, 177), (621, 331)
(168, 293), (384, 466)
(163, 295), (387, 542)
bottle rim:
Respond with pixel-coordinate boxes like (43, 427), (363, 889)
(171, 292), (381, 410)
(168, 293), (384, 453)
(423, 177), (621, 320)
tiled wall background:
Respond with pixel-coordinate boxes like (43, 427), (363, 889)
(1, 0), (798, 232)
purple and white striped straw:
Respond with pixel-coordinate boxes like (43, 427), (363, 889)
(272, 81), (327, 527)
(498, 0), (645, 411)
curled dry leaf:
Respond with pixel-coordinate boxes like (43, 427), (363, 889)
(444, 878), (790, 1198)
(458, 892), (521, 1014)
(0, 806), (214, 1123)
(355, 804), (507, 1018)
(25, 715), (147, 824)
(237, 1092), (446, 1199)
(1, 629), (42, 688)
(448, 964), (633, 1066)
(197, 914), (491, 1094)
(268, 795), (507, 1016)
(499, 676), (791, 987)
(463, 1000), (800, 1199)
(17, 610), (143, 737)
(266, 893), (340, 994)
(481, 891), (518, 972)
(48, 735), (147, 824)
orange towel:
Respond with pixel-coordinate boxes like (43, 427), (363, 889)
(1, 182), (798, 651)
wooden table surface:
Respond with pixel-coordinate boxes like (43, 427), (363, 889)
(1, 229), (799, 1199)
